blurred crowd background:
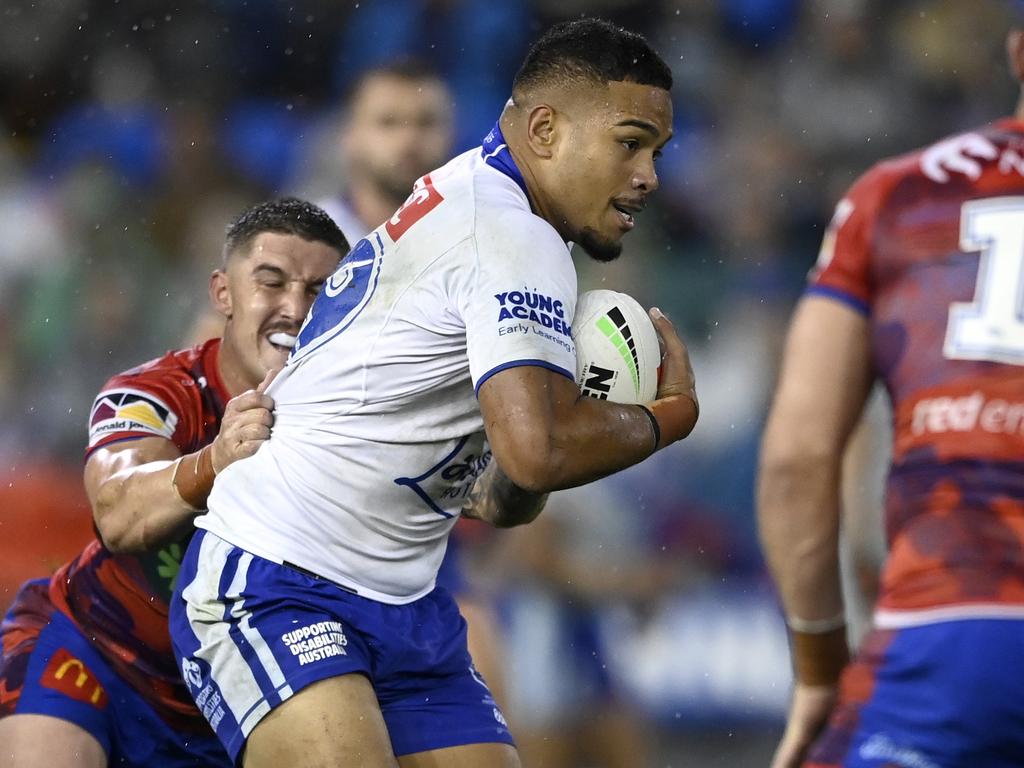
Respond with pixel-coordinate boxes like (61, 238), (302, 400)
(1, 0), (1020, 764)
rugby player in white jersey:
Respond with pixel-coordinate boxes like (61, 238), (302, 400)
(319, 58), (514, 712)
(170, 19), (698, 768)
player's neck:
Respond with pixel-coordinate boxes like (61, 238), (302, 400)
(216, 339), (258, 398)
(349, 182), (403, 231)
(499, 114), (565, 240)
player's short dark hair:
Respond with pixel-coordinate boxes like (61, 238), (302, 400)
(513, 18), (672, 97)
(223, 197), (349, 265)
(344, 58), (446, 107)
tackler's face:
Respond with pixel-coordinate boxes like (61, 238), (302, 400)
(217, 232), (342, 387)
(552, 81), (672, 262)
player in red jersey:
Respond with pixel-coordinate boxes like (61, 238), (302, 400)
(759, 27), (1024, 768)
(0, 198), (347, 767)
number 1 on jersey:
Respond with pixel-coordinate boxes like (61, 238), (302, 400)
(944, 197), (1024, 365)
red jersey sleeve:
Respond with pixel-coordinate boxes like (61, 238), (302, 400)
(807, 163), (897, 314)
(86, 356), (200, 458)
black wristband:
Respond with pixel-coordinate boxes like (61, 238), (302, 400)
(637, 404), (660, 451)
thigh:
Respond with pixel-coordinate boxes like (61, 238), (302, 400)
(399, 742), (520, 768)
(1, 581), (114, 761)
(243, 675), (396, 768)
(0, 713), (105, 768)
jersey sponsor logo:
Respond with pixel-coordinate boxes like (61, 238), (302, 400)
(911, 392), (1024, 437)
(89, 389), (178, 446)
(194, 681), (226, 730)
(292, 234), (383, 361)
(40, 648), (107, 708)
(280, 621), (348, 666)
(181, 658), (203, 690)
(495, 290), (572, 338)
(857, 733), (938, 768)
(395, 435), (492, 518)
(385, 173), (444, 242)
(181, 658), (227, 729)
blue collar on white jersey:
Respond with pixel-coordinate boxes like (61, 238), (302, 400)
(481, 121), (530, 202)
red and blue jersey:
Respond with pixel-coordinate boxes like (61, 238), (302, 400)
(810, 119), (1024, 624)
(48, 338), (230, 728)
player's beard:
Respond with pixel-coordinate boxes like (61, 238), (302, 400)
(376, 172), (417, 205)
(369, 161), (426, 207)
(577, 227), (622, 263)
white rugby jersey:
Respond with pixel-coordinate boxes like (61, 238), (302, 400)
(197, 125), (579, 604)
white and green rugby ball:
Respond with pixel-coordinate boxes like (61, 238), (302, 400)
(572, 289), (660, 404)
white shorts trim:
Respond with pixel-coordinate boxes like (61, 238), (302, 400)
(874, 603), (1024, 629)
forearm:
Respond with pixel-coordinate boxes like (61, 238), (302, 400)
(540, 398), (657, 489)
(758, 451), (848, 684)
(92, 446), (216, 553)
(755, 297), (873, 686)
(758, 456), (844, 620)
(498, 394), (696, 494)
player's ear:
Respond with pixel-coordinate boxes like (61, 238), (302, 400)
(525, 104), (557, 159)
(209, 269), (232, 319)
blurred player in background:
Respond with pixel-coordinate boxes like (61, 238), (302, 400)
(171, 18), (697, 768)
(319, 60), (509, 704)
(0, 198), (346, 767)
(837, 389), (890, 648)
(499, 482), (692, 768)
(758, 25), (1024, 768)
(319, 59), (453, 249)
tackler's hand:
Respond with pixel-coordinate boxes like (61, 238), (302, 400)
(209, 367), (279, 473)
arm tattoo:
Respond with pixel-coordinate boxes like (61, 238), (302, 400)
(462, 461), (549, 528)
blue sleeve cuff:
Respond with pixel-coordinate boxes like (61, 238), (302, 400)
(474, 359), (575, 397)
(805, 284), (870, 316)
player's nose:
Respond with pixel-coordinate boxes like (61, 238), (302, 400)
(281, 284), (311, 322)
(632, 157), (659, 194)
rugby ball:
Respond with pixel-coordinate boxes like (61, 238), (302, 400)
(572, 289), (660, 404)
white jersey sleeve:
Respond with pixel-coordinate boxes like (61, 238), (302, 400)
(455, 211), (577, 393)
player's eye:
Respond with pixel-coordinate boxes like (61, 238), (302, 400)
(653, 149), (663, 162)
(621, 139), (640, 152)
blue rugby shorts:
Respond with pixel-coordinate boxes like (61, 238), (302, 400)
(169, 529), (513, 762)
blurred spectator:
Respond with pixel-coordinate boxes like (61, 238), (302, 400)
(332, 0), (532, 151)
